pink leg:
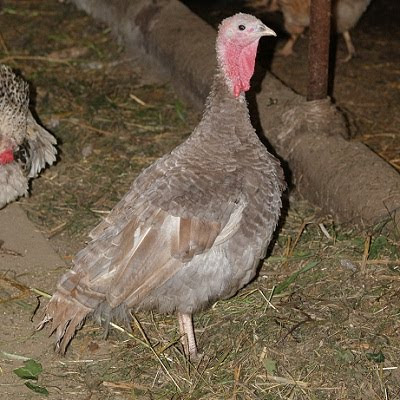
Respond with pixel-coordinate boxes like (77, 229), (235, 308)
(341, 31), (355, 63)
(277, 33), (300, 57)
(177, 312), (198, 360)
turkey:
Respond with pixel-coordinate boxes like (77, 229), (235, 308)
(255, 0), (372, 61)
(0, 65), (57, 208)
(38, 13), (285, 359)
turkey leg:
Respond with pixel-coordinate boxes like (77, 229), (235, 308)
(178, 312), (198, 360)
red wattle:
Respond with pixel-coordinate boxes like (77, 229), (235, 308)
(224, 39), (259, 97)
(0, 149), (14, 165)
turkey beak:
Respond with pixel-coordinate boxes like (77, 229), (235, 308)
(258, 24), (276, 37)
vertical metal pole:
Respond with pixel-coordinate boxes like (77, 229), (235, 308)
(307, 0), (331, 101)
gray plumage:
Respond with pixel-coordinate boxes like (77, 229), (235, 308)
(0, 65), (57, 208)
(39, 13), (285, 358)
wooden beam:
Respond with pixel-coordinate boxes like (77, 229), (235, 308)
(307, 0), (331, 100)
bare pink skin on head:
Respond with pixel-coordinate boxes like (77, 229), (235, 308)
(0, 149), (14, 165)
(217, 13), (276, 97)
(223, 40), (259, 97)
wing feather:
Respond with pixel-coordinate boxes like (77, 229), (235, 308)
(105, 209), (226, 308)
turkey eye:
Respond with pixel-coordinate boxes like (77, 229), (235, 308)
(238, 24), (246, 31)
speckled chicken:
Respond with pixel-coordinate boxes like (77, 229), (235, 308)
(38, 13), (285, 359)
(270, 0), (372, 61)
(0, 65), (57, 208)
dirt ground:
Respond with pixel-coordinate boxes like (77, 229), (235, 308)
(0, 0), (399, 399)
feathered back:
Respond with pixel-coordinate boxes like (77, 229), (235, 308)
(0, 65), (29, 145)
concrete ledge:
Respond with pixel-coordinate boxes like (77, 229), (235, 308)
(0, 203), (65, 288)
(71, 0), (399, 231)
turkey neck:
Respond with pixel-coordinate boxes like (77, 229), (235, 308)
(190, 69), (257, 155)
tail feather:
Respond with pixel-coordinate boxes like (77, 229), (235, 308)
(38, 269), (120, 353)
(55, 305), (89, 354)
(39, 290), (92, 354)
(38, 270), (97, 353)
(26, 112), (57, 178)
